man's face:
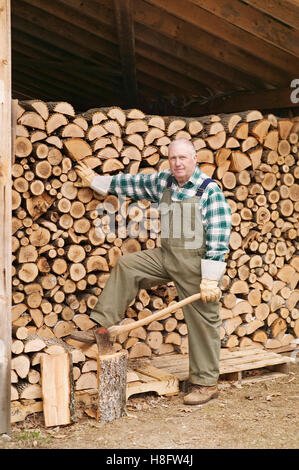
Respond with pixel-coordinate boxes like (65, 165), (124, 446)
(168, 142), (197, 186)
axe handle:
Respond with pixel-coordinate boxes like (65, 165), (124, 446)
(108, 292), (201, 337)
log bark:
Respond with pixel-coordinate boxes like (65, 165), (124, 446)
(96, 350), (128, 422)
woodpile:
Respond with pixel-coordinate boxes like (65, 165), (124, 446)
(11, 101), (299, 403)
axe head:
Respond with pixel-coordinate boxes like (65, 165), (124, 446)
(94, 327), (115, 355)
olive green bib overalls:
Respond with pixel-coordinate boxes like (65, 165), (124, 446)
(91, 177), (222, 386)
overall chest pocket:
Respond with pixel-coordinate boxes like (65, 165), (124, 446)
(160, 198), (204, 249)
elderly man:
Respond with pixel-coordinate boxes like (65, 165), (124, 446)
(73, 139), (231, 405)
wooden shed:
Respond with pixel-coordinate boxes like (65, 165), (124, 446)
(1, 0), (299, 433)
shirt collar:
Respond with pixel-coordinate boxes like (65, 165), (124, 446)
(173, 165), (204, 189)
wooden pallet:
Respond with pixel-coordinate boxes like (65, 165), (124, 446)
(147, 347), (295, 384)
(11, 348), (294, 423)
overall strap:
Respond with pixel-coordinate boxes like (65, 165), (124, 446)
(195, 178), (214, 196)
(166, 174), (213, 195)
(166, 175), (173, 188)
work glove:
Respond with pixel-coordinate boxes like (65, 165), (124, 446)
(200, 278), (221, 303)
(74, 161), (96, 187)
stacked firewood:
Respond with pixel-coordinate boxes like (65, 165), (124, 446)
(11, 101), (299, 398)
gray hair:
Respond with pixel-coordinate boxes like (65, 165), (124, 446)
(168, 138), (196, 157)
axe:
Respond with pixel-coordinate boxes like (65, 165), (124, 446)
(70, 292), (202, 354)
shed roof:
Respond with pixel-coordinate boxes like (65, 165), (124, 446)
(11, 0), (299, 115)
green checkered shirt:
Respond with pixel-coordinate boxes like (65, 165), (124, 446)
(109, 166), (231, 262)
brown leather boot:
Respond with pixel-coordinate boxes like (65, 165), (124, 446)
(183, 384), (218, 405)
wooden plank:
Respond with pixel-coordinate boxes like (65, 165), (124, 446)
(244, 0), (299, 31)
(134, 23), (261, 90)
(127, 369), (139, 382)
(126, 375), (179, 399)
(189, 0), (299, 57)
(134, 365), (176, 381)
(58, 0), (262, 91)
(40, 352), (76, 427)
(140, 0), (296, 83)
(220, 348), (279, 359)
(21, 0), (116, 45)
(12, 1), (118, 62)
(136, 56), (208, 95)
(12, 50), (118, 98)
(220, 357), (292, 374)
(12, 53), (119, 98)
(149, 349), (293, 380)
(12, 58), (119, 76)
(221, 354), (293, 369)
(0, 0), (12, 435)
(11, 400), (43, 424)
(11, 99), (18, 165)
(135, 372), (156, 383)
(113, 0), (138, 105)
(13, 3), (210, 102)
(183, 87), (299, 116)
(238, 371), (289, 385)
(135, 40), (232, 94)
(12, 16), (116, 69)
(137, 71), (194, 98)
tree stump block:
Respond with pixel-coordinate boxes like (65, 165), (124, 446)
(96, 349), (128, 422)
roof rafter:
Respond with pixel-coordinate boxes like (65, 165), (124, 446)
(113, 0), (138, 105)
(14, 0), (119, 60)
(61, 0), (263, 91)
(141, 0), (298, 80)
(135, 41), (232, 94)
(12, 53), (120, 99)
(12, 17), (115, 69)
(243, 0), (299, 31)
(134, 24), (262, 91)
(188, 0), (299, 57)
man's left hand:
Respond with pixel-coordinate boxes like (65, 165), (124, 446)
(200, 279), (221, 303)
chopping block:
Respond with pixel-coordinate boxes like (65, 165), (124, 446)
(96, 348), (128, 423)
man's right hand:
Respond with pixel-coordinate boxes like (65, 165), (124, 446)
(74, 161), (96, 187)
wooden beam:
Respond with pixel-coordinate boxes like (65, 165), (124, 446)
(134, 23), (262, 91)
(0, 0), (12, 435)
(188, 0), (299, 57)
(13, 82), (55, 101)
(12, 17), (116, 68)
(12, 58), (120, 76)
(91, 0), (264, 90)
(21, 0), (264, 91)
(182, 87), (299, 116)
(135, 40), (236, 94)
(136, 71), (189, 97)
(113, 0), (138, 105)
(21, 0), (116, 45)
(53, 0), (268, 91)
(243, 0), (299, 31)
(136, 54), (213, 96)
(12, 65), (120, 107)
(141, 0), (298, 82)
(12, 1), (119, 63)
(12, 48), (121, 94)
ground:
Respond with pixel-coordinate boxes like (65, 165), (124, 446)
(1, 362), (298, 451)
